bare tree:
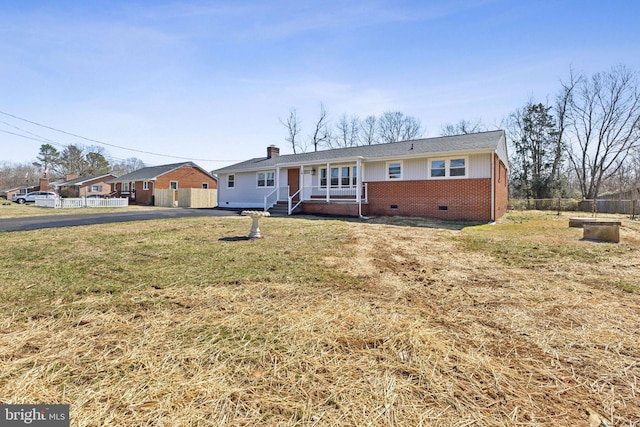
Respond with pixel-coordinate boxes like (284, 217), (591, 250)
(359, 115), (377, 145)
(111, 158), (145, 176)
(377, 111), (422, 143)
(310, 103), (331, 152)
(561, 65), (640, 199)
(333, 114), (360, 148)
(280, 108), (302, 154)
(0, 161), (41, 191)
(441, 119), (485, 136)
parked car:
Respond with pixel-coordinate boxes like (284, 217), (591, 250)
(85, 194), (105, 198)
(12, 191), (59, 204)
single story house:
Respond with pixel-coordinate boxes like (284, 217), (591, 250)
(109, 162), (218, 206)
(56, 173), (117, 198)
(2, 186), (36, 200)
(213, 130), (509, 222)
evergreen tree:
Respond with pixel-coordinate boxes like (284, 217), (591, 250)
(509, 102), (565, 199)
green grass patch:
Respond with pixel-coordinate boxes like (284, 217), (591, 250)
(0, 216), (358, 317)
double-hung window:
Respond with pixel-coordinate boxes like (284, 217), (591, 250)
(228, 174), (235, 189)
(430, 158), (467, 178)
(143, 181), (149, 190)
(387, 161), (402, 180)
(257, 171), (275, 188)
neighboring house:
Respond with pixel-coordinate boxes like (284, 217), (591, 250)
(2, 186), (36, 200)
(213, 130), (509, 222)
(3, 177), (52, 200)
(109, 162), (218, 206)
(56, 173), (117, 198)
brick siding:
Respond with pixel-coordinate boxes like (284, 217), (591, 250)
(115, 166), (217, 205)
(365, 178), (493, 221)
(301, 201), (360, 217)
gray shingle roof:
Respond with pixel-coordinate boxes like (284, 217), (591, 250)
(109, 162), (216, 183)
(213, 130), (506, 174)
(58, 173), (116, 186)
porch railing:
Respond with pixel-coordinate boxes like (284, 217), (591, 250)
(299, 183), (368, 202)
(288, 188), (302, 214)
(264, 186), (286, 212)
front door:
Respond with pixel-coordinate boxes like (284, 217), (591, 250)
(287, 168), (300, 200)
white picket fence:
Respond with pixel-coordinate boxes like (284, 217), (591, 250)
(36, 198), (129, 209)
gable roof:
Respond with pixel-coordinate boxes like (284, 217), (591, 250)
(213, 130), (508, 174)
(109, 162), (217, 183)
(58, 173), (116, 186)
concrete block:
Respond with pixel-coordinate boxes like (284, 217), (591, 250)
(583, 223), (620, 243)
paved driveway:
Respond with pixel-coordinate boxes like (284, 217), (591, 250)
(0, 208), (241, 232)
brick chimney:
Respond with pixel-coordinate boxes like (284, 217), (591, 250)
(267, 145), (280, 159)
(39, 178), (50, 191)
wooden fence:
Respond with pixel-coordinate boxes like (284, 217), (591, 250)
(153, 189), (217, 208)
(509, 198), (638, 218)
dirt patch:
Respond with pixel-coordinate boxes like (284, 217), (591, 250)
(339, 218), (640, 425)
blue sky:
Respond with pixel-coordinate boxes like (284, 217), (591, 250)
(1, 0), (639, 170)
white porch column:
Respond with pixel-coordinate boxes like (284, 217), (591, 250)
(276, 166), (281, 200)
(300, 166), (304, 200)
(356, 158), (362, 216)
(325, 162), (330, 202)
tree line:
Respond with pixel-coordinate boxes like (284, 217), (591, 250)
(0, 143), (144, 191)
(282, 65), (640, 201)
(280, 105), (424, 153)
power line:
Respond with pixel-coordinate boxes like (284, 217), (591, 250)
(0, 109), (242, 163)
(1, 120), (68, 147)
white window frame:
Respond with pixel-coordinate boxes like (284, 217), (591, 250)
(202, 182), (209, 189)
(257, 171), (275, 188)
(90, 185), (102, 192)
(429, 157), (468, 179)
(386, 161), (403, 180)
(170, 181), (178, 190)
(123, 182), (129, 192)
(143, 181), (149, 190)
(228, 174), (235, 189)
(319, 164), (357, 188)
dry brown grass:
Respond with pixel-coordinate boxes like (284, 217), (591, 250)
(0, 211), (639, 426)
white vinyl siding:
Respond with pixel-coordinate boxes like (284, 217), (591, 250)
(217, 171), (279, 208)
(365, 155), (490, 181)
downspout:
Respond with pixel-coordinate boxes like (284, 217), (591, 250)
(490, 153), (495, 222)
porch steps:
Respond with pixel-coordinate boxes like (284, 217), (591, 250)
(268, 201), (300, 216)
